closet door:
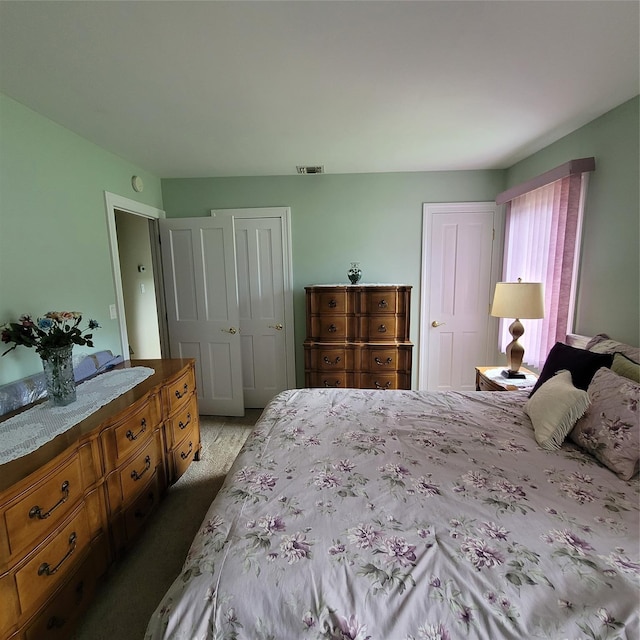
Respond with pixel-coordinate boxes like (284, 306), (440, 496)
(160, 217), (244, 416)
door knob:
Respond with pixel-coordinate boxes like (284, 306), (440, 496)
(221, 327), (238, 334)
(269, 323), (283, 331)
(431, 321), (446, 328)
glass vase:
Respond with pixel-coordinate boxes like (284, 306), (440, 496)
(347, 262), (362, 285)
(42, 345), (77, 406)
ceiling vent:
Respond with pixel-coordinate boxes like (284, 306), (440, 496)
(296, 165), (324, 175)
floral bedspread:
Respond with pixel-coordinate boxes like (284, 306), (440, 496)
(145, 389), (639, 640)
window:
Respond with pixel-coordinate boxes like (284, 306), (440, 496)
(495, 158), (595, 369)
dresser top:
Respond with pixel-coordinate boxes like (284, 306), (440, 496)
(306, 283), (412, 288)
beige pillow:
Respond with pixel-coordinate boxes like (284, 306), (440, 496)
(524, 370), (590, 450)
(611, 352), (640, 383)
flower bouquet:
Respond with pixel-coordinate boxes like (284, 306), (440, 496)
(1, 312), (100, 406)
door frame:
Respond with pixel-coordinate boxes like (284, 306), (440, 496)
(418, 202), (505, 390)
(104, 192), (168, 361)
(211, 207), (297, 391)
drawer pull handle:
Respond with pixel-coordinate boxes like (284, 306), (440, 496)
(378, 299), (388, 308)
(377, 324), (387, 333)
(328, 299), (337, 308)
(175, 383), (188, 399)
(126, 418), (147, 441)
(29, 480), (70, 520)
(323, 379), (341, 388)
(328, 324), (337, 333)
(38, 532), (77, 576)
(135, 491), (155, 519)
(47, 616), (66, 630)
(375, 357), (393, 366)
(374, 381), (392, 390)
(131, 455), (151, 481)
(323, 356), (341, 365)
(178, 413), (192, 430)
(180, 441), (194, 460)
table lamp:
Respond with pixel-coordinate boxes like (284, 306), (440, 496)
(490, 279), (544, 378)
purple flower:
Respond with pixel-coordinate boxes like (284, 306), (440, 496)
(250, 472), (277, 491)
(460, 537), (505, 570)
(543, 529), (594, 555)
(480, 521), (509, 540)
(462, 471), (487, 488)
(314, 471), (341, 488)
(336, 614), (371, 640)
(280, 532), (312, 563)
(429, 576), (441, 588)
(601, 550), (640, 575)
(378, 536), (417, 567)
(329, 543), (346, 556)
(348, 523), (381, 549)
(302, 611), (316, 628)
(380, 463), (410, 479)
(336, 459), (355, 472)
(257, 515), (285, 535)
(202, 515), (223, 534)
(413, 476), (441, 496)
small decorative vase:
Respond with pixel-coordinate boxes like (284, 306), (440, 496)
(347, 262), (362, 285)
(42, 345), (76, 406)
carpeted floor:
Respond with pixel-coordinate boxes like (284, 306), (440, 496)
(70, 410), (261, 640)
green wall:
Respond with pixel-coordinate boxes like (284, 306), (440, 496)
(2, 89), (637, 390)
(0, 93), (163, 385)
(161, 171), (505, 385)
(506, 96), (639, 347)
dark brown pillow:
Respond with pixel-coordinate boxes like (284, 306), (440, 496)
(529, 342), (613, 397)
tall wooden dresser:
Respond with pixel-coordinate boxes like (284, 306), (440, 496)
(304, 284), (412, 390)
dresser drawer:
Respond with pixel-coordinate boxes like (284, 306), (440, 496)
(165, 366), (196, 416)
(16, 505), (90, 616)
(170, 421), (199, 482)
(362, 289), (400, 314)
(310, 316), (349, 340)
(122, 471), (162, 545)
(110, 393), (160, 464)
(307, 372), (353, 389)
(362, 347), (400, 371)
(5, 455), (83, 560)
(363, 316), (399, 341)
(108, 435), (162, 510)
(307, 347), (354, 371)
(309, 289), (348, 314)
(165, 393), (198, 449)
(24, 535), (108, 640)
(359, 373), (400, 390)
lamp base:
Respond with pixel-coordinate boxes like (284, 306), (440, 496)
(501, 369), (526, 379)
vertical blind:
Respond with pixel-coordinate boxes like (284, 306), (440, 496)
(500, 173), (586, 368)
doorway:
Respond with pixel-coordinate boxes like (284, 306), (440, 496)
(419, 202), (503, 391)
(104, 192), (168, 361)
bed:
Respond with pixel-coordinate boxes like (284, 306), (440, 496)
(144, 336), (639, 640)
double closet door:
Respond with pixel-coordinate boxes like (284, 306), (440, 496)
(160, 208), (294, 415)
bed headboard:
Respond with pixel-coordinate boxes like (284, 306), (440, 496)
(565, 333), (592, 350)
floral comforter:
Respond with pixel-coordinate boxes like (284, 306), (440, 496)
(145, 389), (639, 640)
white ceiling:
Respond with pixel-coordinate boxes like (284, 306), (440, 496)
(0, 1), (638, 178)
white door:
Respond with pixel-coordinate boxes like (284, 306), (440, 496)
(212, 208), (295, 408)
(160, 217), (244, 416)
(420, 203), (498, 391)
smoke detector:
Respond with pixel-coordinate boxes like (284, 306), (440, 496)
(296, 165), (324, 174)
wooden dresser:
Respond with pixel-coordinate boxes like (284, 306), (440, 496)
(0, 359), (200, 640)
(304, 285), (412, 390)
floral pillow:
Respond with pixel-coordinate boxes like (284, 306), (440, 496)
(569, 367), (640, 480)
(586, 333), (640, 363)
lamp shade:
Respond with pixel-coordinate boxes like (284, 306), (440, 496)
(491, 281), (544, 319)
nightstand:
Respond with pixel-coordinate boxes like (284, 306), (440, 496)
(475, 366), (538, 392)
